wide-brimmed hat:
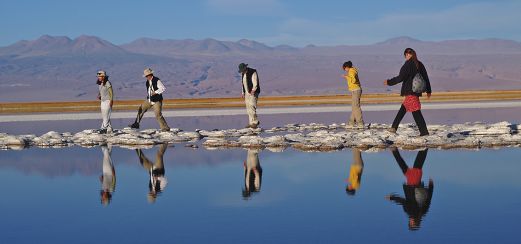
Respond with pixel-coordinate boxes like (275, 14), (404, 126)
(97, 70), (107, 77)
(143, 68), (154, 77)
(238, 63), (248, 73)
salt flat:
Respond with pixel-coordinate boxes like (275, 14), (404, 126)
(1, 100), (520, 123)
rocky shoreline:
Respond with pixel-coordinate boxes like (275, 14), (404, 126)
(1, 121), (519, 151)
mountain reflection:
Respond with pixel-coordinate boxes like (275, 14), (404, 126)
(386, 148), (434, 231)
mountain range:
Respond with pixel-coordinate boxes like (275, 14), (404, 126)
(1, 35), (520, 102)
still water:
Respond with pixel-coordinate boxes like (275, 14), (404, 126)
(1, 144), (520, 243)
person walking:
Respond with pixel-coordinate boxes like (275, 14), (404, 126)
(386, 148), (434, 231)
(238, 63), (260, 129)
(96, 70), (113, 134)
(129, 68), (171, 131)
(384, 48), (431, 136)
(136, 143), (169, 204)
(99, 145), (116, 206)
(345, 148), (364, 196)
(242, 149), (262, 199)
(342, 61), (364, 129)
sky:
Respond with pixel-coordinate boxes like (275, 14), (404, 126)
(1, 0), (520, 47)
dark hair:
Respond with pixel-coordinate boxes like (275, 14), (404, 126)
(342, 61), (353, 69)
(346, 188), (356, 196)
(96, 76), (109, 85)
(404, 48), (420, 69)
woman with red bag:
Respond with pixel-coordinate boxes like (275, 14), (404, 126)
(385, 48), (432, 136)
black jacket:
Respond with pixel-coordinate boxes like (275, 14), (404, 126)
(388, 59), (431, 97)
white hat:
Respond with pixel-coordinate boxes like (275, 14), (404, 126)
(97, 70), (107, 77)
(143, 68), (154, 77)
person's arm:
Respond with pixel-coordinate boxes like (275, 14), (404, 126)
(154, 79), (166, 94)
(107, 82), (114, 107)
(386, 194), (406, 205)
(386, 62), (408, 86)
(251, 72), (258, 94)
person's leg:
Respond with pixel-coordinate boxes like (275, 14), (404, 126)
(153, 101), (170, 131)
(245, 93), (258, 126)
(352, 89), (364, 127)
(412, 110), (429, 136)
(352, 148), (364, 167)
(155, 143), (168, 170)
(134, 100), (152, 125)
(251, 95), (259, 126)
(413, 149), (428, 169)
(391, 104), (407, 131)
(101, 100), (112, 132)
(392, 149), (409, 175)
(100, 101), (109, 130)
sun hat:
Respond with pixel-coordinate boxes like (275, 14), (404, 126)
(238, 63), (248, 73)
(143, 68), (154, 77)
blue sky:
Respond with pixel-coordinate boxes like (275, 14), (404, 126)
(1, 0), (520, 47)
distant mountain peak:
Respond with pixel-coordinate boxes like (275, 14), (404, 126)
(377, 36), (423, 45)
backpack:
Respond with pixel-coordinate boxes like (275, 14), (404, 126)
(412, 71), (426, 93)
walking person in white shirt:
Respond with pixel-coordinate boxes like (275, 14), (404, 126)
(96, 70), (113, 134)
(238, 63), (261, 129)
(129, 68), (171, 131)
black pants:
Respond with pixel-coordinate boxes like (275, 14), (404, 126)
(392, 149), (428, 174)
(391, 104), (429, 135)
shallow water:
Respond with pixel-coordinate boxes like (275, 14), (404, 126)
(1, 145), (520, 243)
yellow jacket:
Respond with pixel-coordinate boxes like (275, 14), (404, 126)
(347, 164), (363, 190)
(343, 67), (361, 91)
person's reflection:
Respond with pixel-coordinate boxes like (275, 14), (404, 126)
(345, 148), (364, 196)
(242, 149), (262, 200)
(100, 145), (116, 206)
(386, 148), (434, 231)
(136, 143), (168, 204)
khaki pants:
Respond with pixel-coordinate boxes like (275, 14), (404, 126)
(135, 100), (170, 130)
(244, 93), (259, 125)
(349, 89), (364, 126)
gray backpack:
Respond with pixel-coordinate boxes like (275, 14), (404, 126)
(412, 72), (426, 93)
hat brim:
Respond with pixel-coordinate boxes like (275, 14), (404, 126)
(143, 73), (153, 77)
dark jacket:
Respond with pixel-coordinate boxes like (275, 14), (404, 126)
(146, 76), (163, 102)
(388, 59), (432, 97)
(389, 181), (434, 226)
(242, 68), (260, 96)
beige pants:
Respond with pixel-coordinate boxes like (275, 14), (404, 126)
(349, 89), (364, 126)
(245, 93), (259, 125)
(135, 100), (170, 130)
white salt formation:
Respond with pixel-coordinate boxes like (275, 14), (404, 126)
(0, 122), (520, 151)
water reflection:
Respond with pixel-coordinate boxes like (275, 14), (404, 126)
(100, 145), (116, 206)
(345, 148), (364, 196)
(242, 149), (262, 200)
(386, 148), (434, 231)
(136, 143), (169, 203)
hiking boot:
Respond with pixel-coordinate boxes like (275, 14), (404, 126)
(250, 124), (258, 129)
(419, 132), (430, 137)
(129, 122), (140, 129)
(387, 128), (397, 134)
(161, 128), (171, 132)
(98, 129), (107, 134)
(245, 124), (252, 129)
